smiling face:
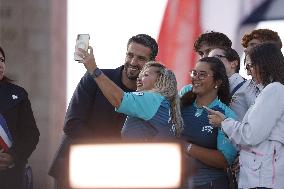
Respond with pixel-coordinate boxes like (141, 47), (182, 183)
(124, 42), (152, 80)
(0, 52), (5, 80)
(191, 61), (219, 97)
(136, 66), (160, 91)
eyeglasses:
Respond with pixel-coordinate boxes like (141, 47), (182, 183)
(213, 54), (227, 59)
(190, 70), (212, 80)
(245, 63), (254, 70)
(0, 57), (4, 63)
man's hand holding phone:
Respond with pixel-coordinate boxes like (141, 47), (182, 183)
(203, 106), (225, 127)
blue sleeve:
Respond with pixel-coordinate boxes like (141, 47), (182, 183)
(217, 104), (238, 165)
(224, 106), (238, 120)
(217, 129), (238, 165)
(116, 92), (165, 120)
(179, 85), (192, 97)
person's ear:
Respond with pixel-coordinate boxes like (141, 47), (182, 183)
(214, 80), (222, 89)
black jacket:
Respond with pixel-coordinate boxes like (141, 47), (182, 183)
(0, 80), (40, 165)
(49, 66), (134, 180)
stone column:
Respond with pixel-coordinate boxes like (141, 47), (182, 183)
(0, 0), (66, 188)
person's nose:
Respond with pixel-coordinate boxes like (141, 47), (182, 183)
(129, 56), (138, 66)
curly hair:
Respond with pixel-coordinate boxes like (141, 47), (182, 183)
(194, 31), (232, 52)
(127, 34), (158, 61)
(140, 61), (184, 136)
(246, 42), (284, 86)
(181, 57), (231, 106)
(242, 29), (282, 49)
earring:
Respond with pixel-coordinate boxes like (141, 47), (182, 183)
(214, 85), (218, 89)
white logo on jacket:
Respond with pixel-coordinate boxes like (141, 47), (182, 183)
(202, 125), (213, 133)
(12, 95), (18, 99)
(132, 92), (144, 96)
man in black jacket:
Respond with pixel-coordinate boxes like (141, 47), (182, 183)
(48, 34), (158, 189)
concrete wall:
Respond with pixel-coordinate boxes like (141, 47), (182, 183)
(0, 0), (66, 188)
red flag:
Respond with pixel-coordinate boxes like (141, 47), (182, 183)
(157, 0), (201, 89)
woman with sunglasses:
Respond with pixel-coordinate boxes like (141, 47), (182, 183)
(207, 43), (284, 189)
(180, 57), (238, 189)
(0, 46), (40, 189)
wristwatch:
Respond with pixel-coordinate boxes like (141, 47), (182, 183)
(91, 68), (102, 78)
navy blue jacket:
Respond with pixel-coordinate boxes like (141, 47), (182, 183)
(49, 66), (134, 180)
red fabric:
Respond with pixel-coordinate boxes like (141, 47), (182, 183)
(157, 0), (201, 89)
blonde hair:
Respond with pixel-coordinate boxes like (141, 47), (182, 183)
(140, 61), (184, 136)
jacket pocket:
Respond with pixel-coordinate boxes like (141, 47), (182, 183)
(239, 150), (262, 187)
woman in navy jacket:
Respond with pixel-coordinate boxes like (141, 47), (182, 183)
(0, 46), (40, 189)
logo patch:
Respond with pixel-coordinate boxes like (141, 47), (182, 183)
(202, 125), (213, 133)
(12, 95), (18, 100)
(132, 92), (144, 96)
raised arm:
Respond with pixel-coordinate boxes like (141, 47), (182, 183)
(78, 47), (124, 108)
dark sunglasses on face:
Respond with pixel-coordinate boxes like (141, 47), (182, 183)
(190, 70), (212, 80)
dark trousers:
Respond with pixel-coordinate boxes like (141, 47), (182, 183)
(193, 175), (229, 189)
(0, 164), (26, 189)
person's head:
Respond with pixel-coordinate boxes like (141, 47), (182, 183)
(194, 31), (232, 58)
(245, 42), (284, 86)
(137, 61), (183, 136)
(208, 47), (240, 77)
(242, 29), (282, 53)
(137, 61), (177, 98)
(0, 46), (6, 81)
(124, 34), (158, 80)
(181, 57), (231, 106)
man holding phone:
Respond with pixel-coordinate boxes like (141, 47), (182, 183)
(49, 34), (158, 189)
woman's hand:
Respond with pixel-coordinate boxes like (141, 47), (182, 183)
(0, 152), (14, 171)
(204, 106), (226, 127)
(77, 46), (97, 73)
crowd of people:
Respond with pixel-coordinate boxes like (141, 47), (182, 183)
(1, 28), (283, 189)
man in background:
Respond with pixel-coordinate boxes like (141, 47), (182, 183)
(194, 31), (232, 58)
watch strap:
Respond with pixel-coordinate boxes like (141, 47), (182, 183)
(91, 68), (102, 78)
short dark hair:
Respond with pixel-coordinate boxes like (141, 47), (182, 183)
(246, 42), (284, 86)
(194, 31), (232, 52)
(242, 29), (282, 49)
(127, 34), (158, 60)
(218, 47), (241, 73)
(0, 46), (12, 82)
(0, 46), (5, 60)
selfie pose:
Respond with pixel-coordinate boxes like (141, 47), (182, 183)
(78, 46), (183, 140)
(49, 34), (160, 189)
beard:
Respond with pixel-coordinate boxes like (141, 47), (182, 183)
(124, 63), (141, 80)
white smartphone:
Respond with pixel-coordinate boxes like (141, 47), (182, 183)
(74, 34), (90, 61)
